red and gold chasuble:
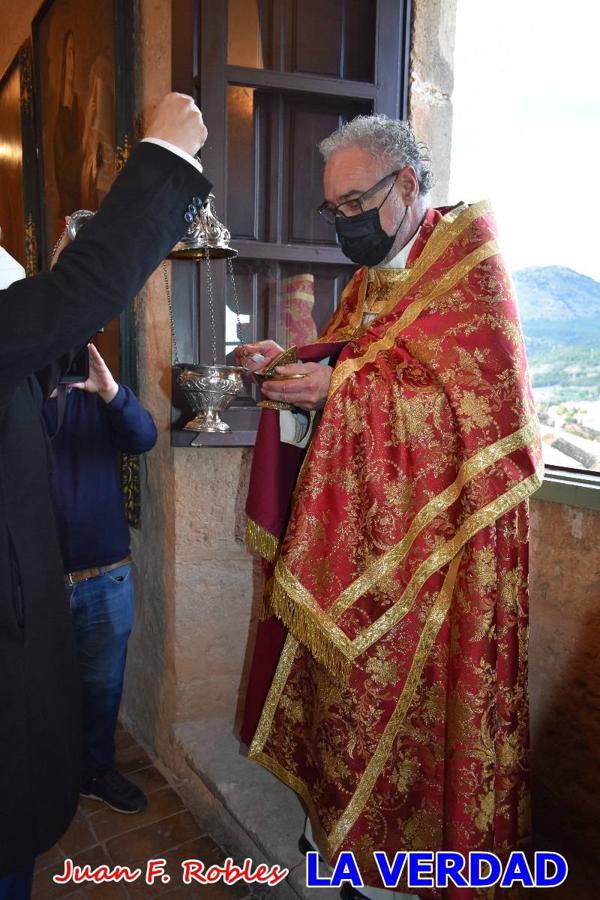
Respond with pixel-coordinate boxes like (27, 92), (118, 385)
(242, 202), (543, 899)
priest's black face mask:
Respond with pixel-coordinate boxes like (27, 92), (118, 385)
(335, 201), (408, 267)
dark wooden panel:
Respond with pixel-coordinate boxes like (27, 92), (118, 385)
(227, 0), (272, 69)
(171, 0), (198, 93)
(291, 0), (343, 78)
(286, 96), (371, 245)
(220, 66), (377, 99)
(227, 85), (261, 239)
(342, 0), (376, 82)
(233, 239), (348, 264)
(374, 0), (412, 117)
(287, 0), (375, 83)
(287, 101), (342, 245)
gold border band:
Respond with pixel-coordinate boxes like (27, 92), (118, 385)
(246, 518), (280, 563)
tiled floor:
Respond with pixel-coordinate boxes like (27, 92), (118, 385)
(31, 724), (597, 899)
(32, 727), (257, 900)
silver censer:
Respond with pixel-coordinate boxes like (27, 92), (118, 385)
(166, 193), (245, 434)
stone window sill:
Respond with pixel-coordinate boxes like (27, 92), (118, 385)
(534, 467), (600, 512)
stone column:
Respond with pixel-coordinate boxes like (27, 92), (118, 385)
(409, 0), (458, 205)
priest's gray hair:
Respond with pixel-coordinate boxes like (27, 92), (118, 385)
(319, 115), (434, 196)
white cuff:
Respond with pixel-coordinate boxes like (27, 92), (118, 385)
(279, 409), (314, 448)
(141, 137), (203, 173)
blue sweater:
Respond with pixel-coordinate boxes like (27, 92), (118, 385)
(42, 386), (157, 572)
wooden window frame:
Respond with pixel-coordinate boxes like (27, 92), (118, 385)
(171, 0), (412, 446)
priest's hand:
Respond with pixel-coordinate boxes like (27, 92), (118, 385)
(235, 340), (284, 375)
(144, 92), (208, 156)
(260, 362), (333, 411)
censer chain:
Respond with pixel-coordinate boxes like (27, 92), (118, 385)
(162, 254), (243, 369)
(162, 261), (181, 366)
(226, 256), (244, 344)
(204, 247), (218, 366)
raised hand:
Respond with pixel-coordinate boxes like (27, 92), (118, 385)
(144, 92), (208, 157)
(71, 343), (119, 403)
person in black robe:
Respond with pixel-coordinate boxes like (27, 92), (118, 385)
(0, 92), (209, 897)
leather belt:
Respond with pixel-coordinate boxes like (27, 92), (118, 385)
(64, 555), (132, 587)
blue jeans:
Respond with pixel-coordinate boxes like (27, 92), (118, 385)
(66, 563), (134, 783)
(0, 863), (33, 900)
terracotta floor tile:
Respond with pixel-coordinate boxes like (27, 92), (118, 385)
(78, 884), (129, 899)
(61, 846), (128, 899)
(31, 729), (261, 900)
(127, 766), (168, 796)
(36, 842), (65, 872)
(79, 795), (106, 816)
(161, 887), (250, 900)
(33, 847), (119, 899)
(33, 865), (79, 900)
(105, 812), (201, 868)
(115, 744), (153, 774)
(115, 728), (138, 751)
(58, 815), (98, 856)
(91, 787), (185, 842)
(126, 836), (240, 900)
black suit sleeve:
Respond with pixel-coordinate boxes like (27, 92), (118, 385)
(0, 142), (211, 407)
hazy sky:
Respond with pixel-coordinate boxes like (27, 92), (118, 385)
(449, 0), (600, 280)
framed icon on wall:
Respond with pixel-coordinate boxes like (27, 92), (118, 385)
(0, 40), (40, 275)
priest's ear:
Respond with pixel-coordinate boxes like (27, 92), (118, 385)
(397, 167), (420, 205)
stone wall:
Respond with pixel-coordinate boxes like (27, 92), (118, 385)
(410, 0), (457, 206)
(529, 500), (600, 858)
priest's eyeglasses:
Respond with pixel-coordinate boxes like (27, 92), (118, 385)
(317, 170), (400, 224)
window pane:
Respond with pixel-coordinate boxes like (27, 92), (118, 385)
(450, 0), (600, 473)
(227, 86), (267, 240)
(225, 259), (354, 363)
(227, 0), (271, 69)
(226, 89), (370, 246)
(284, 95), (372, 245)
(289, 0), (375, 82)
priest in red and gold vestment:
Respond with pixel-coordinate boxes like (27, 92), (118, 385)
(236, 115), (542, 900)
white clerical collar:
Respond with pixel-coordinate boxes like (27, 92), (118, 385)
(0, 246), (26, 289)
(376, 227), (420, 270)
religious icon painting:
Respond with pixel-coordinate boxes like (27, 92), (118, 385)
(32, 0), (135, 265)
(0, 40), (39, 275)
(32, 0), (140, 524)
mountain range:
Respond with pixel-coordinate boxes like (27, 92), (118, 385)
(509, 266), (600, 406)
(513, 265), (600, 323)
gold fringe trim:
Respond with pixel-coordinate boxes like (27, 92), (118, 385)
(264, 461), (543, 680)
(245, 517), (280, 563)
(258, 576), (275, 621)
(269, 578), (352, 682)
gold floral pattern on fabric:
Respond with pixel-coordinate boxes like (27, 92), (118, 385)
(249, 506), (532, 899)
(246, 202), (539, 900)
(260, 421), (541, 677)
(329, 238), (500, 396)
